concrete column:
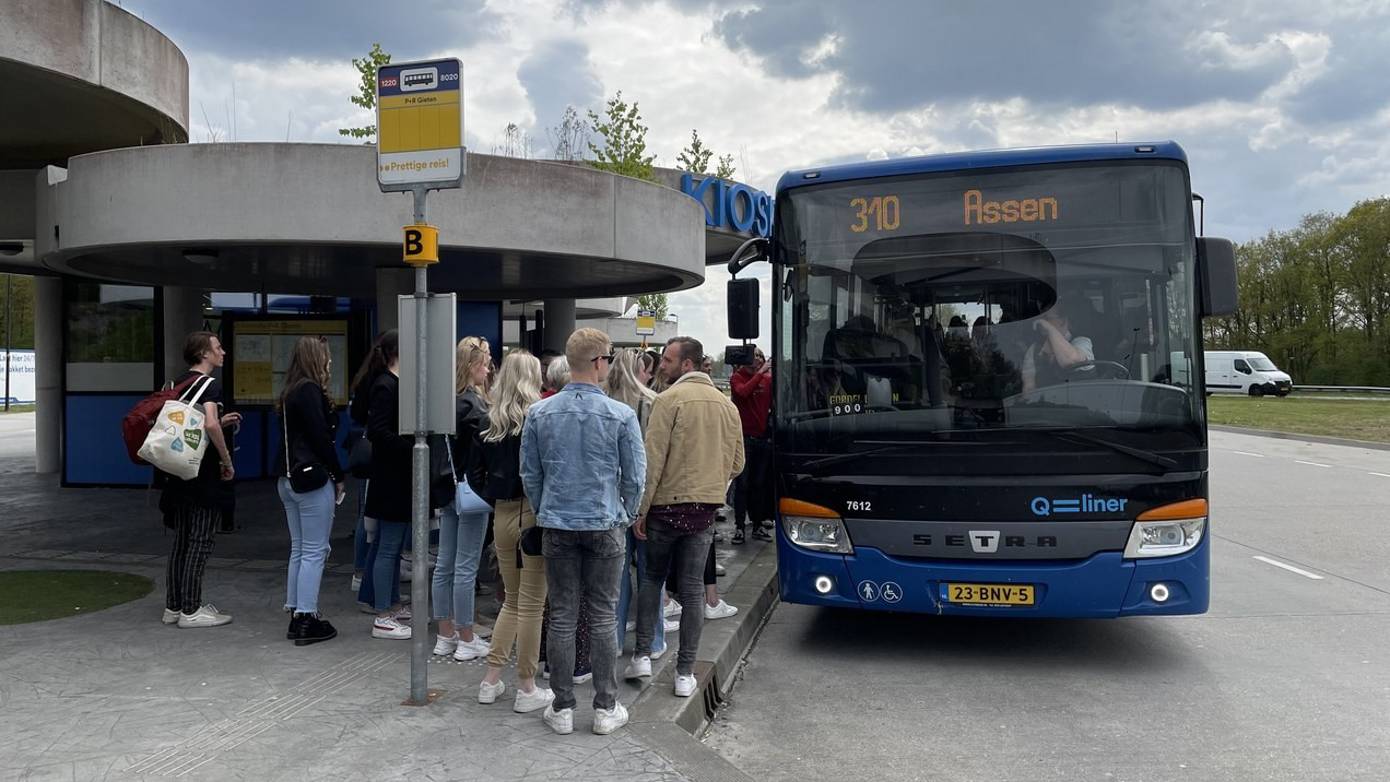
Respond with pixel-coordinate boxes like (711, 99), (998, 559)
(161, 286), (204, 382)
(543, 298), (576, 354)
(33, 276), (62, 474)
(375, 267), (414, 333)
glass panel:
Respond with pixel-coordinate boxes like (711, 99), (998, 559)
(66, 283), (156, 363)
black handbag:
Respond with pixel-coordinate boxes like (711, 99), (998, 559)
(284, 406), (330, 493)
(347, 434), (372, 479)
(519, 525), (544, 557)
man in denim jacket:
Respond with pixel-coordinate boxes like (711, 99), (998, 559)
(520, 327), (646, 736)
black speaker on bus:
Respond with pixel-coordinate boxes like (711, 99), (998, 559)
(728, 278), (759, 340)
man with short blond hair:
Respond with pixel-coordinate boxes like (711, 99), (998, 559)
(521, 327), (646, 736)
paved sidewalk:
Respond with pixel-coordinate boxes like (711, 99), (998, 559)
(0, 476), (770, 781)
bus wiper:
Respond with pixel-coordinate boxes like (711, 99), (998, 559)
(1045, 430), (1177, 469)
(799, 444), (919, 472)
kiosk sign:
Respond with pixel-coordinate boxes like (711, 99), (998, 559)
(377, 58), (464, 191)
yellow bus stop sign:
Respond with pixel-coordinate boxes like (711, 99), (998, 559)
(403, 224), (439, 266)
(377, 58), (464, 192)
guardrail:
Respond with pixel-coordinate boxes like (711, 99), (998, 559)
(1294, 385), (1390, 395)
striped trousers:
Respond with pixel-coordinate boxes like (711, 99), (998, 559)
(165, 500), (221, 615)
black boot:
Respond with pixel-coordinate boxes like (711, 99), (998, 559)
(287, 612), (308, 640)
(294, 614), (338, 647)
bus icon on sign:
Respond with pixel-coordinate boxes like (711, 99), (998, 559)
(400, 67), (438, 92)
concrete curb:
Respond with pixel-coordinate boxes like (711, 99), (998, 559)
(628, 543), (779, 781)
(1211, 424), (1390, 452)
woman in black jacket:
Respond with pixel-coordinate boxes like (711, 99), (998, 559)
(470, 349), (554, 712)
(347, 331), (396, 594)
(357, 335), (415, 640)
(276, 336), (345, 646)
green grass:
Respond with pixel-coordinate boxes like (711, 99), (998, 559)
(1207, 395), (1390, 443)
(0, 570), (153, 625)
(0, 404), (34, 414)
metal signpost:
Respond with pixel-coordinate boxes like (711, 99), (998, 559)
(377, 56), (465, 706)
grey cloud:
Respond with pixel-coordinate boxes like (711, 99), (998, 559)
(517, 39), (604, 144)
(713, 1), (1304, 113)
(120, 0), (497, 61)
(1284, 26), (1390, 124)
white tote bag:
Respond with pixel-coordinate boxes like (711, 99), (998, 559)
(138, 376), (216, 480)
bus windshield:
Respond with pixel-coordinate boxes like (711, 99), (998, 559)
(775, 162), (1202, 457)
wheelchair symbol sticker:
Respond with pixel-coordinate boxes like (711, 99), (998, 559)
(858, 581), (879, 602)
(881, 582), (903, 603)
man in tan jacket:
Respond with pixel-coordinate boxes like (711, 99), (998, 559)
(628, 337), (745, 698)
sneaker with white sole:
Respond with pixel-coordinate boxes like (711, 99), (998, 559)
(372, 616), (411, 640)
(453, 636), (491, 662)
(623, 655), (652, 680)
(513, 686), (554, 714)
(714, 562), (727, 577)
(704, 599), (738, 620)
(651, 643), (667, 660)
(543, 704), (574, 735)
(392, 606), (412, 622)
(592, 701), (629, 735)
(473, 624), (493, 640)
(432, 633), (459, 656)
(663, 618), (680, 633)
(161, 608), (180, 625)
(663, 600), (681, 619)
(674, 673), (698, 698)
(572, 669), (593, 685)
(478, 679), (505, 704)
(178, 604), (232, 629)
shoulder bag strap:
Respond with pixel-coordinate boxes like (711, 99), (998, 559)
(445, 435), (458, 483)
(283, 401), (292, 475)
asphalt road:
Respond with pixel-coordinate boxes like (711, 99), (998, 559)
(705, 430), (1390, 782)
(0, 411), (35, 473)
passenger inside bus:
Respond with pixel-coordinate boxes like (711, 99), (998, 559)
(1020, 294), (1095, 393)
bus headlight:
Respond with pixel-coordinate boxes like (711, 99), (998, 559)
(1124, 518), (1205, 558)
(784, 516), (854, 553)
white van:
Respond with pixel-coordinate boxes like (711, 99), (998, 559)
(1204, 351), (1292, 396)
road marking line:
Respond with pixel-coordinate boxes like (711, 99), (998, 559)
(1232, 450), (1265, 458)
(1253, 555), (1325, 580)
(1295, 460), (1331, 468)
(1369, 472), (1390, 478)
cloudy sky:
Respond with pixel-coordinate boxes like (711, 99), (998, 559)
(118, 0), (1390, 354)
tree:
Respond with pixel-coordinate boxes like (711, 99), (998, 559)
(635, 293), (669, 320)
(339, 43), (391, 142)
(547, 106), (589, 162)
(587, 91), (656, 181)
(676, 130), (713, 174)
(715, 153), (737, 180)
(0, 274), (35, 350)
(494, 122), (532, 158)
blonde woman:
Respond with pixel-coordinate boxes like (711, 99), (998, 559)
(276, 336), (345, 646)
(605, 349), (668, 657)
(468, 350), (554, 712)
(431, 336), (493, 661)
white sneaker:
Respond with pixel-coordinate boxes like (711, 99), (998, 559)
(623, 655), (652, 680)
(161, 608), (180, 625)
(663, 600), (681, 618)
(178, 604), (232, 629)
(372, 616), (411, 640)
(593, 701), (629, 735)
(714, 562), (727, 577)
(473, 624), (493, 640)
(513, 686), (554, 714)
(674, 673), (698, 698)
(704, 600), (738, 621)
(572, 670), (593, 685)
(543, 704), (574, 735)
(432, 633), (459, 656)
(651, 644), (667, 660)
(392, 606), (412, 622)
(478, 679), (505, 704)
(351, 574), (362, 592)
(453, 636), (491, 662)
(663, 618), (680, 633)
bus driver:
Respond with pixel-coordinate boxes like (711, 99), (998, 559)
(1021, 295), (1095, 393)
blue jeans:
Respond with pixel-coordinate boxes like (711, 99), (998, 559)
(358, 519), (406, 612)
(616, 527), (666, 655)
(278, 479), (336, 614)
(432, 504), (489, 626)
(353, 479), (371, 573)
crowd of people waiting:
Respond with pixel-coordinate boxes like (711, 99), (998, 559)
(153, 326), (762, 736)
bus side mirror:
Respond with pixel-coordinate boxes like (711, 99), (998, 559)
(728, 278), (760, 339)
(1197, 237), (1238, 319)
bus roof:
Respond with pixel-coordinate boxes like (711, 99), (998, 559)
(776, 141), (1188, 194)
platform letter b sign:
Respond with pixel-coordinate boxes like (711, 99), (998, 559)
(403, 224), (439, 266)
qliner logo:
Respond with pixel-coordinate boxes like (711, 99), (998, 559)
(1031, 495), (1129, 517)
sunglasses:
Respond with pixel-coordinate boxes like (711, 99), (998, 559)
(590, 351), (616, 365)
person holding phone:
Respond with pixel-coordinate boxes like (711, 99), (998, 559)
(276, 336), (346, 646)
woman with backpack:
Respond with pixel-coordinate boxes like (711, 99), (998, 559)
(431, 336), (493, 662)
(470, 349), (553, 711)
(276, 336), (345, 646)
(158, 331), (241, 629)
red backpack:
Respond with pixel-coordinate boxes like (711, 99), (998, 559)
(121, 375), (204, 465)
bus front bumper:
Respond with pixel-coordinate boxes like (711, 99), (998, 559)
(776, 533), (1210, 618)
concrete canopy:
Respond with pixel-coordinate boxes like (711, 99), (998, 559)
(0, 0), (188, 170)
(36, 144), (707, 298)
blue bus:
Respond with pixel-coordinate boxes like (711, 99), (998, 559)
(725, 142), (1237, 618)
